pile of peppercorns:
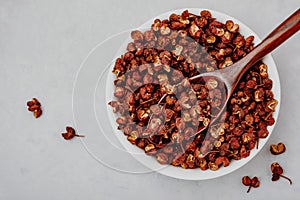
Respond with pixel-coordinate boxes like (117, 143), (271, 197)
(109, 10), (278, 170)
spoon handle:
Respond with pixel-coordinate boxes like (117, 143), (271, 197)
(238, 8), (300, 77)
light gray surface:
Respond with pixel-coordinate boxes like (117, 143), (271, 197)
(0, 0), (300, 199)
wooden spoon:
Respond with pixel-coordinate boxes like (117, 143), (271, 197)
(150, 8), (300, 136)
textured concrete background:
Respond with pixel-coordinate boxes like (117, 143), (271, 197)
(0, 0), (299, 199)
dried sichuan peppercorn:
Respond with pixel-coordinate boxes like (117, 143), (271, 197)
(62, 126), (85, 140)
(270, 142), (286, 155)
(242, 176), (260, 193)
(271, 162), (292, 185)
(27, 98), (42, 118)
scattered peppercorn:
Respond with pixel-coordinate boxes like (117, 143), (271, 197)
(27, 98), (42, 118)
(62, 126), (84, 140)
(242, 176), (260, 193)
(270, 142), (286, 155)
(271, 162), (292, 185)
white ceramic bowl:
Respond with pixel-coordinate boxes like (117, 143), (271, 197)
(105, 8), (281, 180)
